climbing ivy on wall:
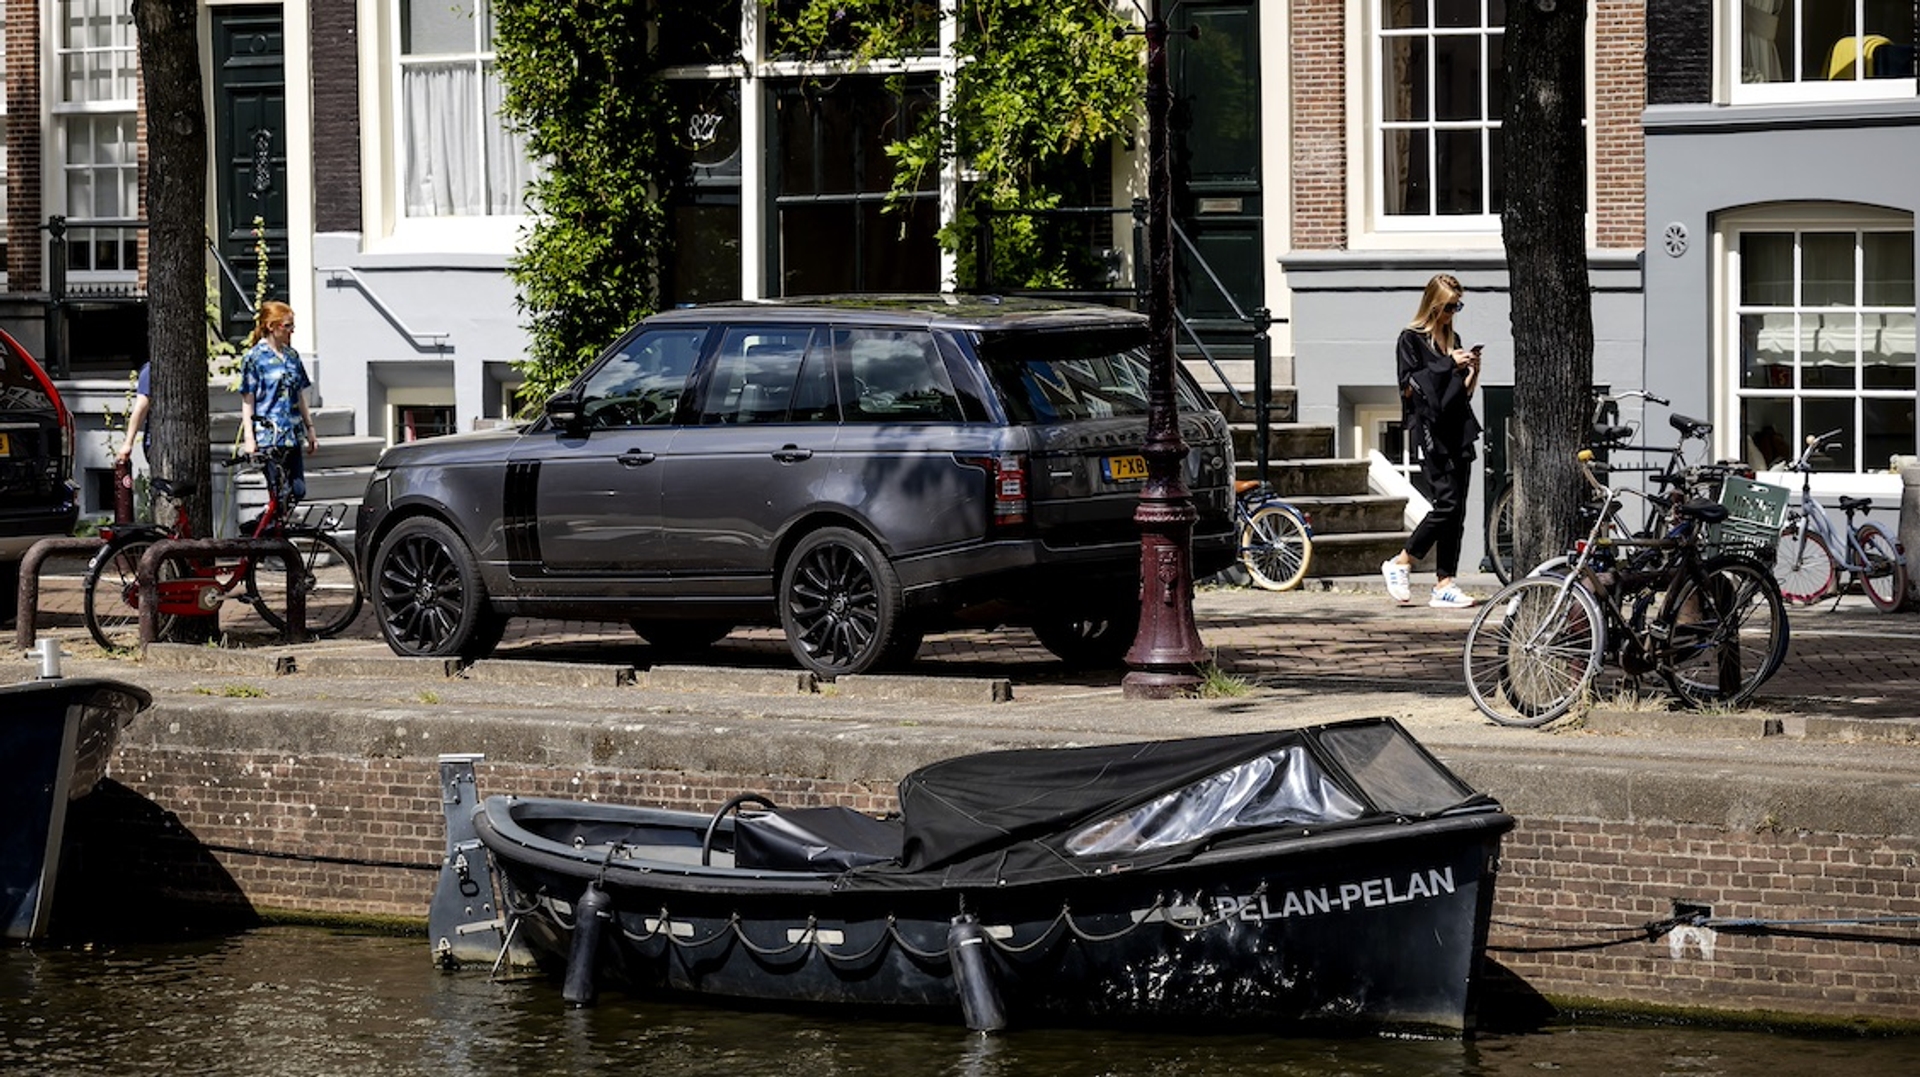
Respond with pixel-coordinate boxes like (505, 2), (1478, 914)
(492, 0), (1142, 409)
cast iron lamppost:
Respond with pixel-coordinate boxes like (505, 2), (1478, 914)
(1122, 1), (1208, 699)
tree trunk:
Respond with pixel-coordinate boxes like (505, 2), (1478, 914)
(1501, 1), (1594, 577)
(134, 0), (211, 539)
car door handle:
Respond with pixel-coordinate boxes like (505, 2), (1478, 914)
(771, 446), (813, 464)
(617, 450), (656, 468)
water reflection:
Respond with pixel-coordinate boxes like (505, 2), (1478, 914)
(2, 927), (1913, 1077)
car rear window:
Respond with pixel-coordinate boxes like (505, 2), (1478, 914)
(0, 336), (56, 412)
(974, 328), (1208, 424)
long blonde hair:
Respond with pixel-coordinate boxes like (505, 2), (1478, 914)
(1406, 274), (1463, 349)
(247, 300), (294, 347)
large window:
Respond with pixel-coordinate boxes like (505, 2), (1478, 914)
(397, 0), (535, 218)
(1733, 222), (1916, 472)
(55, 0), (139, 280)
(1734, 0), (1916, 102)
(1374, 0), (1505, 228)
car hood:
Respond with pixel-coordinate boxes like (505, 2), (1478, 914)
(375, 424), (527, 469)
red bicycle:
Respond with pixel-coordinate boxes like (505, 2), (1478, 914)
(82, 449), (363, 649)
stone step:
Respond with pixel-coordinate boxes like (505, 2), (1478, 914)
(1236, 457), (1369, 497)
(1305, 530), (1415, 578)
(1231, 423), (1334, 462)
(233, 465), (371, 504)
(1186, 355), (1294, 390)
(212, 404), (358, 441)
(1209, 388), (1297, 425)
(1281, 493), (1408, 536)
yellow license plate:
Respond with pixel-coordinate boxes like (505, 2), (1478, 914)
(0, 432), (9, 455)
(1103, 454), (1147, 482)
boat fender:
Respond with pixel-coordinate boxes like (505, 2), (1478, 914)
(948, 915), (1006, 1032)
(562, 882), (614, 1007)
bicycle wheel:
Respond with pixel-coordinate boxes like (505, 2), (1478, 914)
(1239, 503), (1312, 592)
(1487, 484), (1518, 584)
(1773, 523), (1835, 605)
(249, 531), (365, 637)
(1854, 522), (1907, 613)
(83, 537), (178, 651)
(1659, 556), (1789, 708)
(1463, 577), (1606, 728)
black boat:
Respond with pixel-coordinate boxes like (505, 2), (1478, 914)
(432, 718), (1513, 1034)
(2, 677), (151, 939)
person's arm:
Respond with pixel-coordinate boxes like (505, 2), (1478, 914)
(117, 393), (151, 462)
(240, 392), (258, 454)
(299, 391), (317, 454)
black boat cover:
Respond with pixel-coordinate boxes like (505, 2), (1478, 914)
(842, 717), (1487, 890)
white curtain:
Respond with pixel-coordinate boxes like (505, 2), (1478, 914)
(1742, 0), (1785, 83)
(404, 62), (482, 217)
(483, 65), (537, 215)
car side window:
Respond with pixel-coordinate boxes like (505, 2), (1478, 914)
(838, 329), (963, 423)
(697, 327), (817, 425)
(575, 328), (707, 428)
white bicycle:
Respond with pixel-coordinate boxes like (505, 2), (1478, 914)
(1772, 430), (1907, 612)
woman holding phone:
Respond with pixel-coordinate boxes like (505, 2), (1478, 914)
(1381, 273), (1483, 609)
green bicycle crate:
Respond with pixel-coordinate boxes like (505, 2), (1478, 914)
(1706, 476), (1790, 564)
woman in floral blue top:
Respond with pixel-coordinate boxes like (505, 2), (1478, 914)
(239, 300), (318, 501)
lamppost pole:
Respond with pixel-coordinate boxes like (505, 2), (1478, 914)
(1122, 0), (1207, 699)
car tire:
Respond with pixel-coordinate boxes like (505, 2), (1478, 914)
(777, 527), (907, 679)
(1032, 601), (1140, 668)
(370, 517), (507, 660)
(631, 618), (735, 654)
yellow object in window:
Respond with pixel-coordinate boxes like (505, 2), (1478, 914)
(1826, 34), (1892, 80)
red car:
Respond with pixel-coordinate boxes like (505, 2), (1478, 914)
(0, 330), (78, 623)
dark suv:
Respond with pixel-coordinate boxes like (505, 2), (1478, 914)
(355, 297), (1236, 676)
(0, 331), (79, 622)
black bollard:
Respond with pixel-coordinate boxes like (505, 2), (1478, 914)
(562, 882), (613, 1007)
(947, 914), (1006, 1032)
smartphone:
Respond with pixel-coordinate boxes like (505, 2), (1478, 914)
(1469, 342), (1485, 353)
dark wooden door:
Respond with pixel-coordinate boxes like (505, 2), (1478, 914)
(211, 9), (290, 343)
(1170, 1), (1262, 355)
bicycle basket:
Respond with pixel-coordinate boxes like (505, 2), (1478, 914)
(1705, 476), (1789, 564)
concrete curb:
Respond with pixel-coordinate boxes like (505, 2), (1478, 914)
(300, 655), (461, 680)
(834, 673), (1014, 704)
(461, 658), (635, 688)
(142, 642), (294, 677)
(645, 665), (817, 695)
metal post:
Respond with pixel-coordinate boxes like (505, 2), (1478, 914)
(45, 216), (68, 378)
(1253, 307), (1273, 486)
(1122, 4), (1207, 698)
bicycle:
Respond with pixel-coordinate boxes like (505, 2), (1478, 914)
(81, 449), (364, 650)
(1486, 391), (1733, 584)
(1463, 449), (1789, 727)
(1772, 430), (1907, 612)
(1233, 480), (1314, 591)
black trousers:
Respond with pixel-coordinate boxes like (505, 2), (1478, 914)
(1406, 457), (1472, 579)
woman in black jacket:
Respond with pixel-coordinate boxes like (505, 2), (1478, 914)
(1381, 273), (1482, 609)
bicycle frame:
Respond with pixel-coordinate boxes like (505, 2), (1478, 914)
(100, 451), (296, 617)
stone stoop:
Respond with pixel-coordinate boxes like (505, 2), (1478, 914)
(1207, 386), (1412, 579)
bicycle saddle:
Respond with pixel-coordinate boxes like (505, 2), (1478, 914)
(1668, 413), (1713, 440)
(150, 477), (198, 500)
(1839, 496), (1875, 513)
(1672, 499), (1730, 524)
(1590, 424), (1635, 445)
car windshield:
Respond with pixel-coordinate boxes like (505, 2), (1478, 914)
(975, 328), (1208, 423)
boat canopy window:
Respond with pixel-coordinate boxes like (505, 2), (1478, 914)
(1314, 720), (1475, 816)
(1065, 746), (1365, 857)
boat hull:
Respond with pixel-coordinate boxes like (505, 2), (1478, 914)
(479, 799), (1511, 1033)
(1, 678), (150, 940)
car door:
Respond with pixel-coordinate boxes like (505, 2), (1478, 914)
(653, 325), (837, 594)
(505, 325), (708, 581)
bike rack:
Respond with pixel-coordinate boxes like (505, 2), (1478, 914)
(13, 536), (108, 650)
(137, 537), (305, 649)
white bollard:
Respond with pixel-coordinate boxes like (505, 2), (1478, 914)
(34, 636), (64, 679)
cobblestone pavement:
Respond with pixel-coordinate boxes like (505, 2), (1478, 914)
(23, 560), (1920, 723)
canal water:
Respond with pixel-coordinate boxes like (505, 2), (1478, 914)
(3, 926), (1912, 1076)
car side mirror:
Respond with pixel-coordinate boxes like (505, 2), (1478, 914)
(544, 391), (586, 431)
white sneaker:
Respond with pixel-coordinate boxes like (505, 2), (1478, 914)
(1429, 583), (1477, 609)
(1381, 559), (1413, 605)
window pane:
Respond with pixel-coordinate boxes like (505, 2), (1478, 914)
(838, 329), (962, 424)
(1740, 399), (1794, 469)
(403, 63), (482, 216)
(1804, 2), (1861, 81)
(402, 0), (476, 56)
(1741, 313), (1796, 388)
(1384, 0), (1426, 30)
(1380, 36), (1428, 122)
(1801, 232), (1855, 306)
(1485, 125), (1504, 214)
(1382, 129), (1431, 215)
(1432, 33), (1483, 121)
(1802, 398), (1855, 467)
(1861, 397), (1914, 470)
(700, 328), (813, 426)
(578, 328), (707, 428)
(670, 202), (741, 305)
(1864, 312), (1915, 388)
(1434, 128), (1483, 215)
(1433, 0), (1478, 29)
(1740, 232), (1793, 305)
(1863, 231), (1915, 306)
(1741, 0), (1793, 82)
(1485, 32), (1505, 117)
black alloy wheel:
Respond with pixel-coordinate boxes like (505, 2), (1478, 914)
(778, 527), (907, 678)
(372, 517), (506, 660)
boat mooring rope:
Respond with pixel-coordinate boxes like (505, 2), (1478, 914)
(1490, 910), (1920, 954)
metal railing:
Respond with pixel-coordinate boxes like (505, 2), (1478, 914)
(970, 200), (1285, 482)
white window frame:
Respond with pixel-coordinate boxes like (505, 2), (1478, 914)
(47, 0), (139, 285)
(1345, 0), (1596, 251)
(1719, 205), (1917, 478)
(1722, 0), (1917, 106)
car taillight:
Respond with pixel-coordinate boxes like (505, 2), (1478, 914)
(956, 453), (1029, 534)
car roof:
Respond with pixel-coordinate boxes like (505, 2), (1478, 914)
(641, 295), (1149, 334)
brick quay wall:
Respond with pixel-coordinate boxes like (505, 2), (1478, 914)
(89, 697), (1920, 1028)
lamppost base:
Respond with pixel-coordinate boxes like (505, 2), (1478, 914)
(1121, 668), (1202, 700)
